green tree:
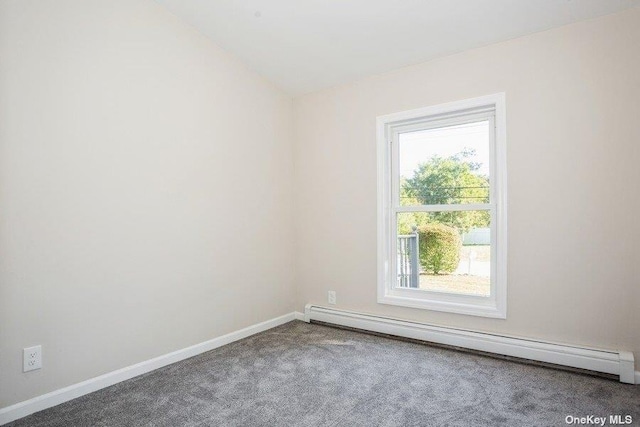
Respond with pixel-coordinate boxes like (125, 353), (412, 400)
(402, 150), (490, 232)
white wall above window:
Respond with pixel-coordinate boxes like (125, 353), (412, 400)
(377, 94), (508, 318)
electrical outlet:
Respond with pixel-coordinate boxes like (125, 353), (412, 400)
(23, 345), (42, 372)
(328, 290), (336, 305)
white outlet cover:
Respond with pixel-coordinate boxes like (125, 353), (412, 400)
(23, 345), (42, 372)
(328, 291), (336, 305)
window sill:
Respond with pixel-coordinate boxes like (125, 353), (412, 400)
(378, 288), (506, 319)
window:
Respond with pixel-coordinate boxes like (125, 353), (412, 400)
(377, 94), (507, 318)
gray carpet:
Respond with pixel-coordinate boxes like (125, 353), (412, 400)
(8, 321), (640, 427)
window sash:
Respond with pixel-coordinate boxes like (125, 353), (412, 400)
(394, 204), (491, 213)
(390, 207), (496, 296)
(391, 113), (496, 209)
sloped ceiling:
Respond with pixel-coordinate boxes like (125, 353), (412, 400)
(156, 0), (640, 95)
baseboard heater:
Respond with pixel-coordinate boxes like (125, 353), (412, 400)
(303, 304), (636, 384)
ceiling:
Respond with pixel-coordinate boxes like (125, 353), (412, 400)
(155, 0), (640, 96)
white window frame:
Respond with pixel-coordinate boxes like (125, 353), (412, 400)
(376, 93), (507, 318)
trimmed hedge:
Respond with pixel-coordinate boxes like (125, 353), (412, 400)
(417, 223), (461, 274)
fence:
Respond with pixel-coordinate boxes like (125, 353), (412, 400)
(462, 227), (490, 245)
(397, 229), (419, 288)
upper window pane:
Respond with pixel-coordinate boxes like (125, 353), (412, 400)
(398, 121), (491, 206)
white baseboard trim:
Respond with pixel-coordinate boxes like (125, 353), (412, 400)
(294, 311), (305, 321)
(0, 312), (297, 426)
(304, 304), (637, 384)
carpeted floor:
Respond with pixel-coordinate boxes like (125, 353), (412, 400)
(7, 321), (640, 426)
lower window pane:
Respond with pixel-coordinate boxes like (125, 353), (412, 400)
(396, 211), (491, 296)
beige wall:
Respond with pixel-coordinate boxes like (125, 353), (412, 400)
(293, 8), (640, 368)
(0, 0), (294, 407)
